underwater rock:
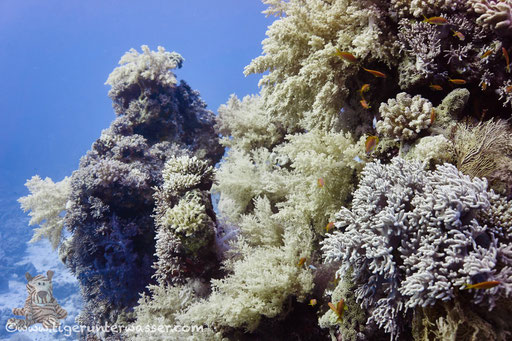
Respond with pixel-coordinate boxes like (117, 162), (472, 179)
(59, 46), (223, 334)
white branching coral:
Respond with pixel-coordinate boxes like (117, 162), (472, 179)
(105, 45), (183, 100)
(179, 234), (314, 332)
(470, 0), (512, 33)
(216, 94), (284, 152)
(391, 0), (469, 17)
(376, 92), (433, 141)
(161, 193), (208, 237)
(406, 135), (454, 166)
(214, 130), (363, 231)
(162, 155), (214, 194)
(18, 176), (71, 249)
(244, 0), (398, 131)
(322, 158), (512, 339)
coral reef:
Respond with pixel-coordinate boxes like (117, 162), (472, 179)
(18, 1), (512, 340)
(322, 158), (512, 339)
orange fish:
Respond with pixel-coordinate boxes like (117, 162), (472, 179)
(506, 85), (512, 93)
(363, 67), (387, 78)
(309, 299), (318, 306)
(429, 84), (443, 91)
(328, 299), (348, 321)
(365, 135), (379, 154)
(317, 178), (325, 188)
(430, 108), (436, 124)
(482, 82), (488, 91)
(503, 47), (510, 72)
(297, 257), (307, 267)
(452, 30), (465, 41)
(448, 78), (466, 85)
(481, 49), (493, 59)
(334, 49), (358, 63)
(360, 99), (371, 109)
(422, 15), (448, 25)
(359, 83), (370, 95)
(325, 222), (335, 232)
(463, 280), (500, 290)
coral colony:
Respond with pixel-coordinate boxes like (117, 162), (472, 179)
(14, 1), (512, 340)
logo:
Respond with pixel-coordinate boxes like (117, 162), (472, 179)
(5, 270), (67, 332)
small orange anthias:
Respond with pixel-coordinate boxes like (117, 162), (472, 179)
(334, 49), (358, 63)
(503, 47), (510, 72)
(422, 15), (448, 25)
(365, 135), (379, 154)
(463, 280), (500, 290)
(328, 299), (348, 321)
(362, 67), (387, 78)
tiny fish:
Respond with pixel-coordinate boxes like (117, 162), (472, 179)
(422, 15), (448, 25)
(372, 116), (377, 129)
(482, 82), (488, 91)
(481, 49), (493, 59)
(297, 257), (307, 267)
(308, 264), (318, 271)
(360, 99), (371, 109)
(325, 222), (335, 232)
(430, 108), (436, 124)
(353, 155), (363, 163)
(481, 108), (488, 121)
(503, 47), (510, 72)
(506, 85), (512, 93)
(365, 135), (379, 154)
(328, 299), (348, 321)
(335, 48), (358, 63)
(448, 78), (467, 85)
(359, 83), (370, 95)
(362, 67), (387, 78)
(452, 30), (465, 41)
(317, 178), (325, 188)
(309, 299), (318, 306)
(429, 84), (443, 91)
(463, 280), (500, 290)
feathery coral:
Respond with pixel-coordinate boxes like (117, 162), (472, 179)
(244, 0), (398, 131)
(18, 176), (71, 250)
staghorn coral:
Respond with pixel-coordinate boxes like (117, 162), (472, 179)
(397, 11), (502, 91)
(498, 79), (512, 107)
(470, 0), (512, 34)
(397, 19), (443, 87)
(376, 92), (433, 141)
(322, 157), (512, 340)
(18, 176), (71, 249)
(244, 0), (399, 132)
